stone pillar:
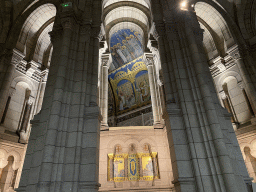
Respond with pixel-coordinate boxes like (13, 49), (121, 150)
(182, 8), (251, 192)
(143, 53), (163, 128)
(219, 90), (239, 130)
(228, 45), (256, 115)
(16, 7), (104, 191)
(100, 54), (110, 130)
(19, 95), (34, 143)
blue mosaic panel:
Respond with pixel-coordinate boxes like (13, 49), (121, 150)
(110, 29), (143, 68)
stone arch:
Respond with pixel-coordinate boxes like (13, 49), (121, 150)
(16, 3), (56, 55)
(140, 137), (157, 152)
(195, 1), (235, 58)
(107, 138), (125, 154)
(10, 76), (36, 98)
(0, 149), (8, 169)
(216, 70), (243, 92)
(2, 1), (57, 54)
(8, 151), (21, 170)
(196, 0), (247, 50)
(124, 139), (140, 152)
(102, 0), (151, 9)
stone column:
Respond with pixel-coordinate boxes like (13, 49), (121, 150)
(228, 45), (256, 115)
(76, 26), (102, 192)
(100, 54), (110, 130)
(16, 10), (78, 192)
(19, 96), (34, 143)
(219, 90), (239, 130)
(143, 53), (163, 128)
(183, 8), (251, 191)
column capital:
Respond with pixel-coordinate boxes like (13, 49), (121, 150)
(60, 16), (75, 30)
(143, 53), (154, 67)
(147, 35), (159, 54)
(27, 96), (34, 105)
(237, 81), (245, 90)
(101, 53), (111, 68)
(8, 87), (16, 96)
(213, 57), (226, 72)
(227, 45), (242, 60)
(153, 22), (166, 39)
(219, 90), (227, 100)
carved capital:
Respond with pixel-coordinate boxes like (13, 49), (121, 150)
(101, 53), (111, 68)
(25, 89), (31, 100)
(61, 17), (74, 30)
(237, 81), (245, 90)
(227, 45), (242, 60)
(219, 90), (227, 100)
(143, 53), (154, 67)
(153, 22), (165, 39)
(8, 87), (16, 96)
(27, 97), (34, 105)
(147, 35), (159, 54)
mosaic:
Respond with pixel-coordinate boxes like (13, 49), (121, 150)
(107, 152), (159, 182)
(110, 29), (143, 68)
(128, 154), (139, 181)
(108, 56), (151, 116)
(113, 154), (125, 182)
(141, 153), (154, 181)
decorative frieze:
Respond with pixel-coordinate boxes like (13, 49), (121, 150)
(209, 55), (236, 78)
(15, 59), (46, 82)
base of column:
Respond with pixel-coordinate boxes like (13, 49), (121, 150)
(153, 123), (164, 129)
(15, 186), (26, 192)
(19, 131), (28, 144)
(100, 124), (109, 131)
(232, 122), (239, 131)
(79, 182), (101, 192)
(172, 177), (196, 192)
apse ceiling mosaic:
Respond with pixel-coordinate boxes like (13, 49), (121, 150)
(108, 56), (151, 117)
(110, 29), (144, 68)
